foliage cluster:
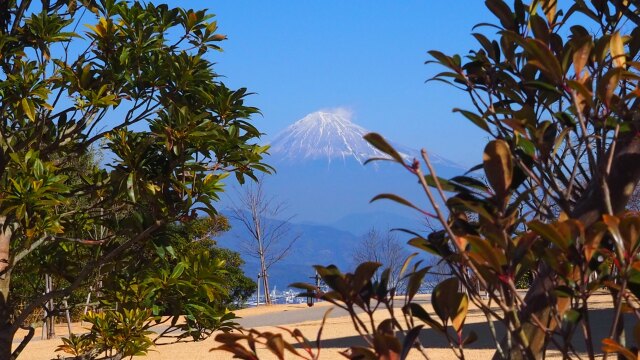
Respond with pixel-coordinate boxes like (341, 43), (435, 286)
(55, 215), (255, 359)
(0, 0), (268, 358)
(56, 309), (155, 359)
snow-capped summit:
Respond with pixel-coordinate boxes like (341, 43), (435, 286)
(269, 110), (463, 168)
(270, 110), (405, 164)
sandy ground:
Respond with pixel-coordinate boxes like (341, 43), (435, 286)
(15, 293), (618, 359)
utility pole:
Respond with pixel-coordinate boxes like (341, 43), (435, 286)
(256, 272), (261, 306)
(43, 274), (55, 339)
(306, 271), (321, 307)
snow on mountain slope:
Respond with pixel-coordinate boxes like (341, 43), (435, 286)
(269, 110), (462, 168)
(270, 111), (384, 163)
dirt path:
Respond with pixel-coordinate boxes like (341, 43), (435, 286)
(16, 293), (617, 359)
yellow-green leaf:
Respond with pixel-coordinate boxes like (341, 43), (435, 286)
(451, 293), (468, 333)
(21, 98), (36, 122)
(573, 39), (592, 78)
(432, 277), (468, 333)
(542, 0), (556, 24)
(610, 32), (626, 68)
(483, 140), (513, 200)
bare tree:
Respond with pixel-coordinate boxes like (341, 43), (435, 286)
(352, 228), (410, 290)
(628, 186), (640, 212)
(229, 180), (299, 305)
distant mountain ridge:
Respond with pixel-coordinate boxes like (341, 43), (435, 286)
(217, 212), (434, 290)
(216, 213), (360, 289)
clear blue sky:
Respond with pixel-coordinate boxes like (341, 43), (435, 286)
(167, 1), (494, 167)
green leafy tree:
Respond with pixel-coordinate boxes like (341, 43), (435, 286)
(155, 216), (257, 309)
(54, 214), (254, 359)
(210, 247), (257, 309)
(91, 244), (237, 349)
(0, 1), (269, 358)
(8, 148), (103, 337)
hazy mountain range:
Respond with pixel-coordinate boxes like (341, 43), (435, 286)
(218, 110), (466, 289)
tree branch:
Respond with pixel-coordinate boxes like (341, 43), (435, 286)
(11, 219), (165, 332)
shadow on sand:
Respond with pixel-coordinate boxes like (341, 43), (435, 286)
(302, 307), (633, 354)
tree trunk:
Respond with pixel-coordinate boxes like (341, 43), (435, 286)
(0, 215), (11, 285)
(0, 215), (13, 359)
(0, 322), (13, 360)
(260, 257), (271, 305)
(0, 276), (15, 360)
(263, 274), (271, 305)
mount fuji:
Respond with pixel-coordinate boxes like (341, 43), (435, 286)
(270, 111), (456, 168)
(270, 111), (409, 164)
(263, 110), (464, 227)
